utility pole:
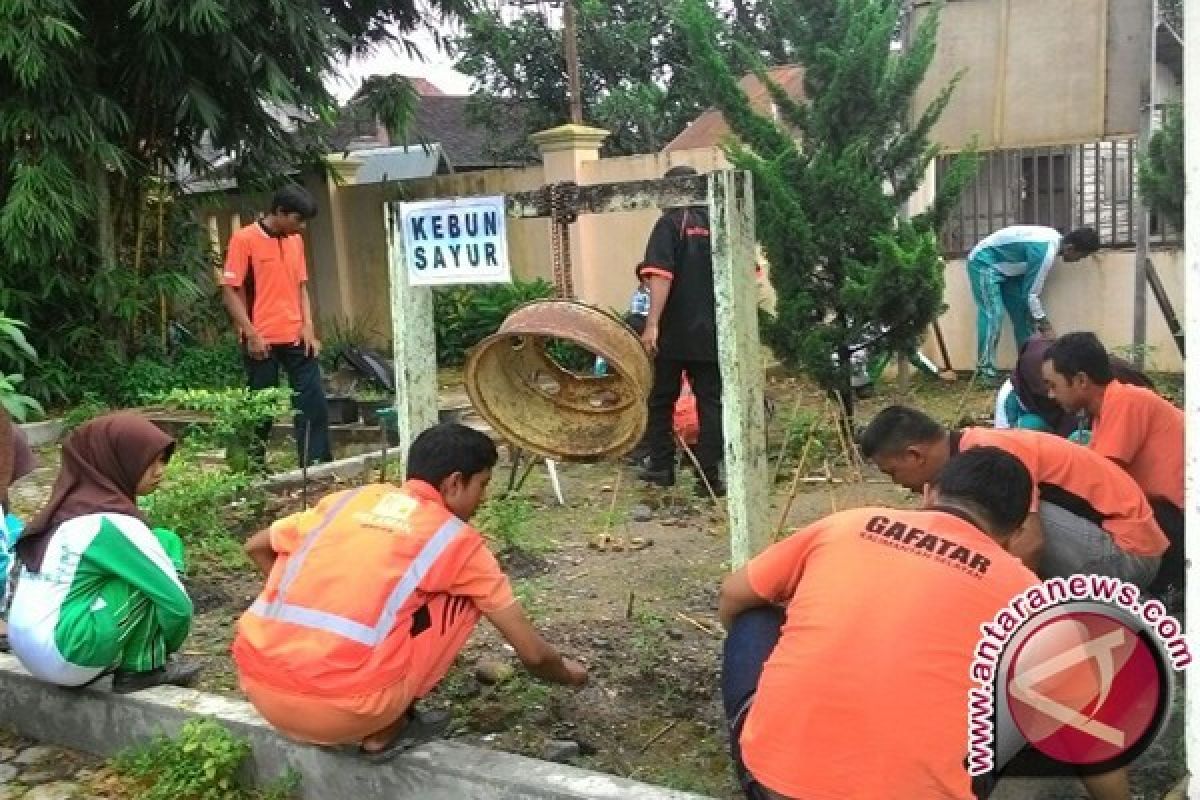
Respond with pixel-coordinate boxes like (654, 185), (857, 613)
(562, 0), (583, 124)
(513, 0), (583, 124)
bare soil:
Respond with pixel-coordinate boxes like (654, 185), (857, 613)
(12, 371), (1188, 797)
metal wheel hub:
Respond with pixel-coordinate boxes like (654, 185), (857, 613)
(464, 300), (652, 462)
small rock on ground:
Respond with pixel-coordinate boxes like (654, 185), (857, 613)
(0, 764), (17, 784)
(630, 504), (654, 522)
(22, 782), (81, 800)
(474, 660), (514, 686)
(20, 769), (59, 785)
(0, 750), (15, 764)
(13, 747), (55, 766)
(542, 740), (580, 763)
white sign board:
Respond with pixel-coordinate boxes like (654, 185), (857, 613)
(400, 196), (511, 286)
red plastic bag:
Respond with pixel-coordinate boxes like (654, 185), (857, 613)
(673, 375), (700, 446)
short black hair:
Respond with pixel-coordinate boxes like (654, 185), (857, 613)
(1043, 332), (1113, 385)
(1063, 227), (1100, 255)
(859, 405), (945, 458)
(932, 447), (1032, 535)
(665, 165), (698, 178)
(406, 423), (498, 485)
(270, 184), (318, 220)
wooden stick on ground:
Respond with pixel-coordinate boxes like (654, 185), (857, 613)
(774, 405), (828, 538)
(949, 367), (982, 427)
(676, 433), (725, 516)
(676, 611), (720, 637)
(769, 391), (806, 488)
(638, 721), (678, 753)
(603, 465), (624, 536)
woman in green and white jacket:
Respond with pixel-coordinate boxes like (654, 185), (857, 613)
(9, 413), (200, 692)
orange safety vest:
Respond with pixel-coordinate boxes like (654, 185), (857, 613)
(232, 481), (484, 697)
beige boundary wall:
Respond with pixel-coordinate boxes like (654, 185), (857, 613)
(199, 134), (1183, 374)
(928, 247), (1184, 373)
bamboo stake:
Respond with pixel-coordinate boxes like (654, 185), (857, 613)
(773, 403), (829, 538)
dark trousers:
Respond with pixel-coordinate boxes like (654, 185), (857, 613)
(721, 606), (785, 800)
(245, 344), (331, 466)
(645, 356), (723, 475)
(1147, 498), (1185, 601)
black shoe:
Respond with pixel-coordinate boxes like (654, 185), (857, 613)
(638, 465), (676, 487)
(112, 658), (202, 694)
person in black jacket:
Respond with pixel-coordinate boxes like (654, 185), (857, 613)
(636, 166), (725, 496)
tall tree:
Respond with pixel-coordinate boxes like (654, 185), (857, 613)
(455, 0), (761, 157)
(0, 0), (472, 404)
(1138, 103), (1183, 231)
(678, 0), (974, 414)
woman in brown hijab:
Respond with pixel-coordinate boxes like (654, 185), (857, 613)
(7, 413), (200, 691)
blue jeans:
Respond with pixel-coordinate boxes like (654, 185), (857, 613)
(721, 606), (785, 800)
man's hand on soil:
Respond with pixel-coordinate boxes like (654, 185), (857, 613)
(561, 657), (589, 687)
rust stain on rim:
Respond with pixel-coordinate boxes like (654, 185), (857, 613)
(464, 300), (652, 462)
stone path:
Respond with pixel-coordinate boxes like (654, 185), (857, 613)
(0, 738), (101, 800)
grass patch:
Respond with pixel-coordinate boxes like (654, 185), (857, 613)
(106, 718), (298, 800)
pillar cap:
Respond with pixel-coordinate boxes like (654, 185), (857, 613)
(323, 153), (366, 183)
(529, 124), (611, 154)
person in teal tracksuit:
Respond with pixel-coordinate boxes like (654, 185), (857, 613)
(967, 225), (1099, 383)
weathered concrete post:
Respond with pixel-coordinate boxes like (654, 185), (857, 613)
(710, 169), (769, 566)
(385, 204), (439, 457)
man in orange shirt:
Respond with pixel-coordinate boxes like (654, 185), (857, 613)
(233, 424), (587, 759)
(1042, 332), (1184, 596)
(221, 184), (330, 466)
(719, 448), (1039, 800)
(860, 406), (1167, 588)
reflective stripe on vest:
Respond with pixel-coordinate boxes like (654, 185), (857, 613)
(247, 512), (466, 647)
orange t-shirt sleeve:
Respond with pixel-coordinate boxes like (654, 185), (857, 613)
(1092, 391), (1146, 467)
(291, 238), (309, 283)
(447, 539), (516, 613)
(745, 520), (828, 603)
(222, 231), (251, 288)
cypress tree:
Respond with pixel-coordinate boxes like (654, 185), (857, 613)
(678, 0), (975, 416)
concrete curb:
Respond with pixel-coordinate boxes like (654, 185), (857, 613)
(260, 450), (386, 492)
(0, 656), (710, 800)
(17, 419), (65, 447)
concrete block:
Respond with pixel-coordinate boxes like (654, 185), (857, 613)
(0, 656), (709, 800)
(17, 420), (65, 447)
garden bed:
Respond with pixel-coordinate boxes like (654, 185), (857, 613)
(11, 371), (1187, 798)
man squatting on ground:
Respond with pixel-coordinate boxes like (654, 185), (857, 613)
(860, 406), (1168, 589)
(1042, 332), (1185, 596)
(718, 447), (1134, 800)
(233, 423), (587, 759)
(221, 184), (331, 468)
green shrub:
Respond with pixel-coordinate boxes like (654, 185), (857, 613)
(118, 339), (243, 405)
(0, 314), (43, 421)
(474, 495), (547, 554)
(433, 279), (554, 366)
(152, 387), (292, 469)
(113, 718), (298, 800)
(138, 447), (262, 572)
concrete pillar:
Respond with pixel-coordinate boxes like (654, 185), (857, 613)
(529, 124), (610, 300)
(385, 203), (439, 457)
(323, 154), (366, 321)
(710, 170), (769, 566)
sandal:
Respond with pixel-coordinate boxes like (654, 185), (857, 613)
(358, 709), (450, 763)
